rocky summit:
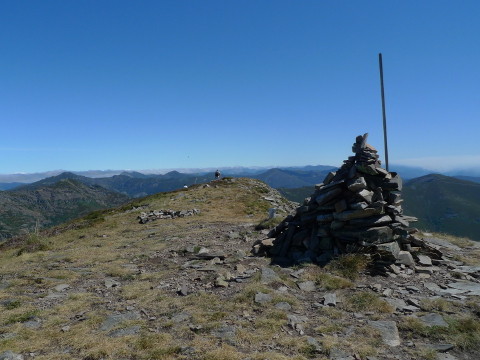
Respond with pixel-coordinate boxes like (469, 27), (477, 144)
(0, 176), (479, 360)
(254, 134), (440, 275)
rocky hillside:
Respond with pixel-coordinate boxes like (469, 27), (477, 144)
(0, 178), (479, 360)
(0, 179), (129, 239)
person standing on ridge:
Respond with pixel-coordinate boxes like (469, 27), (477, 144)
(214, 169), (221, 179)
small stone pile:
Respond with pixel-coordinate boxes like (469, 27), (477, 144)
(138, 209), (200, 224)
(254, 134), (438, 273)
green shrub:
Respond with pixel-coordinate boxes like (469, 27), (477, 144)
(4, 300), (21, 310)
(16, 233), (49, 255)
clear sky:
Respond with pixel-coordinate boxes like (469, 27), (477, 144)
(1, 1), (479, 174)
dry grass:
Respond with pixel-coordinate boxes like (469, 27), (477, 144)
(1, 178), (477, 359)
(420, 298), (456, 313)
(0, 179), (273, 357)
(342, 291), (394, 313)
(325, 254), (370, 280)
(399, 315), (480, 351)
(433, 232), (476, 248)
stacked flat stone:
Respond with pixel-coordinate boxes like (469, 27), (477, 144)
(258, 133), (426, 272)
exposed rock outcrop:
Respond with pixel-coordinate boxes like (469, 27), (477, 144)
(138, 209), (200, 223)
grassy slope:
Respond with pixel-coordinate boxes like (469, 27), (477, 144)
(0, 178), (479, 359)
(0, 178), (295, 359)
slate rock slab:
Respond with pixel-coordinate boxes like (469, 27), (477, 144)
(384, 298), (407, 312)
(0, 351), (24, 360)
(397, 251), (415, 266)
(423, 237), (461, 250)
(108, 325), (141, 337)
(178, 283), (190, 294)
(275, 302), (292, 311)
(100, 311), (141, 331)
(260, 267), (280, 284)
(368, 320), (401, 346)
(297, 281), (316, 292)
(211, 325), (237, 345)
(454, 266), (480, 274)
(24, 317), (42, 329)
(417, 343), (454, 352)
(329, 347), (354, 359)
(437, 354), (458, 360)
(54, 284), (70, 292)
(171, 312), (191, 323)
(424, 282), (442, 293)
(417, 255), (432, 266)
(323, 293), (337, 307)
(254, 292), (272, 304)
(287, 314), (308, 335)
(0, 282), (9, 290)
(0, 333), (17, 341)
(448, 281), (480, 296)
(305, 336), (322, 353)
(419, 313), (448, 327)
(104, 278), (121, 289)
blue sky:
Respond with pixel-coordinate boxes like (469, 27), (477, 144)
(1, 1), (479, 174)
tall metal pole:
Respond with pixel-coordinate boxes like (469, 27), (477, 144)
(378, 53), (389, 171)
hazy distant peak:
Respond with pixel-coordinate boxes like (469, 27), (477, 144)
(119, 171), (149, 178)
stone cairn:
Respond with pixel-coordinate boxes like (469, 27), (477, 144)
(254, 134), (439, 274)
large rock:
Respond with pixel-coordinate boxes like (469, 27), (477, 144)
(260, 267), (280, 284)
(254, 292), (272, 304)
(347, 177), (367, 192)
(333, 208), (382, 221)
(0, 352), (24, 360)
(368, 320), (401, 346)
(359, 226), (393, 244)
(100, 311), (141, 331)
(315, 188), (342, 206)
(419, 313), (448, 327)
(349, 215), (392, 227)
(397, 251), (415, 267)
(375, 241), (400, 259)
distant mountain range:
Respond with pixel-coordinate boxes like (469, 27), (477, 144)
(249, 167), (335, 189)
(7, 167), (337, 196)
(1, 166), (480, 241)
(2, 163), (478, 186)
(17, 171), (214, 198)
(402, 174), (480, 241)
(0, 179), (129, 239)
